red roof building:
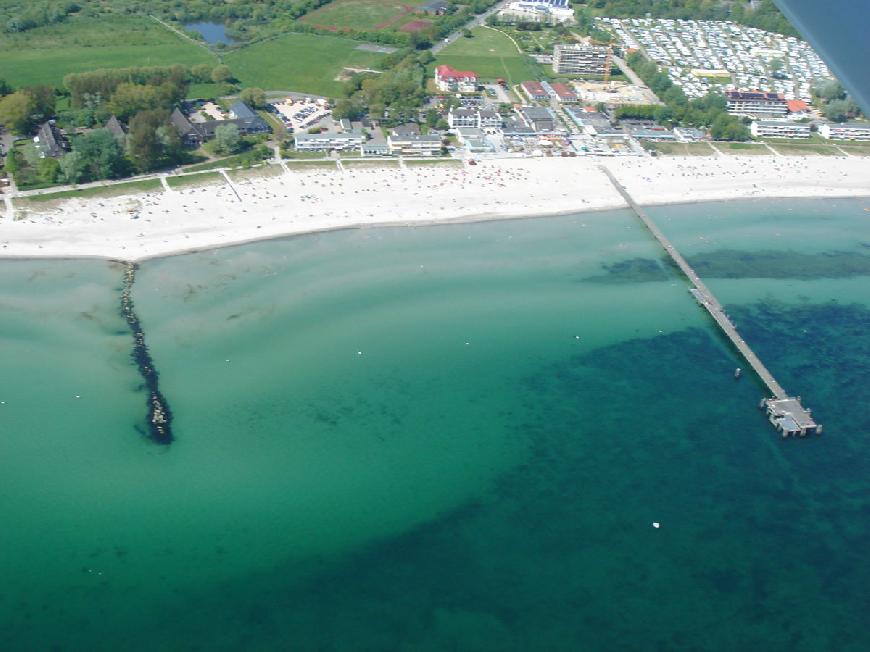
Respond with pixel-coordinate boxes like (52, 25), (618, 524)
(787, 99), (809, 114)
(550, 82), (578, 103)
(435, 65), (479, 92)
(521, 80), (548, 101)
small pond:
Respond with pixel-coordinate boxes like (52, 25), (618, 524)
(185, 22), (235, 45)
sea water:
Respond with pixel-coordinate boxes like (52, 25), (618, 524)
(1, 198), (868, 651)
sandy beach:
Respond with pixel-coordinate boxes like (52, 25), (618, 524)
(1, 155), (869, 261)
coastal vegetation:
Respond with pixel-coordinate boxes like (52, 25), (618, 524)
(336, 48), (430, 125)
(624, 51), (750, 140)
(812, 80), (863, 123)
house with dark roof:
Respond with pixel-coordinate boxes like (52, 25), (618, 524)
(33, 121), (68, 158)
(171, 108), (204, 147)
(170, 102), (270, 147)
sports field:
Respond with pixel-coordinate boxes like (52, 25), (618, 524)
(225, 33), (386, 96)
(301, 0), (428, 32)
(0, 16), (216, 88)
(435, 27), (544, 85)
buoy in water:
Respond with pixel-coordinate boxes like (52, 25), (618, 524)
(652, 522), (660, 529)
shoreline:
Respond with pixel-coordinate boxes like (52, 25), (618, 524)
(1, 156), (868, 262)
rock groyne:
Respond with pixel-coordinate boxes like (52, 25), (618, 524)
(121, 262), (174, 445)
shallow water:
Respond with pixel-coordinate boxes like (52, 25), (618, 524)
(1, 198), (868, 650)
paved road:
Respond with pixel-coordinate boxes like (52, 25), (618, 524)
(431, 1), (510, 54)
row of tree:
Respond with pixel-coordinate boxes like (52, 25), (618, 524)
(625, 51), (750, 140)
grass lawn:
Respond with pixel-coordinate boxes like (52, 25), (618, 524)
(717, 142), (772, 155)
(167, 172), (225, 189)
(435, 27), (543, 85)
(183, 152), (270, 172)
(766, 142), (839, 156)
(342, 159), (400, 169)
(284, 160), (341, 170)
(229, 164), (285, 181)
(404, 159), (463, 168)
(836, 142), (870, 156)
(301, 0), (428, 31)
(648, 142), (716, 156)
(225, 33), (386, 97)
(22, 178), (163, 203)
(0, 16), (216, 88)
(186, 83), (234, 100)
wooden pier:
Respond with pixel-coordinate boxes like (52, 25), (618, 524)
(599, 165), (821, 437)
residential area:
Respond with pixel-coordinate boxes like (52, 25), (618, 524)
(2, 0), (869, 203)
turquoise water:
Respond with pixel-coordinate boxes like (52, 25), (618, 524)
(1, 198), (869, 650)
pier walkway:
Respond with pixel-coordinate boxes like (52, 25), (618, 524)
(599, 165), (821, 436)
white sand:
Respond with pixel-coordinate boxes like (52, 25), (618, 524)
(1, 156), (869, 261)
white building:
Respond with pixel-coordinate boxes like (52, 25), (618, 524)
(726, 90), (788, 118)
(435, 65), (479, 93)
(295, 131), (363, 152)
(552, 43), (611, 76)
(750, 121), (811, 139)
(818, 122), (870, 141)
(447, 107), (503, 132)
(387, 133), (442, 156)
(499, 0), (574, 24)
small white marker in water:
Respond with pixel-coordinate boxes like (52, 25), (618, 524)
(357, 351), (363, 356)
(574, 335), (581, 340)
(225, 359), (230, 363)
(74, 395), (81, 399)
(652, 522), (661, 529)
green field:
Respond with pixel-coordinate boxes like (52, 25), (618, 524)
(0, 16), (216, 88)
(301, 0), (427, 31)
(435, 27), (543, 85)
(224, 33), (386, 97)
(167, 172), (225, 189)
(766, 142), (840, 156)
(717, 142), (773, 155)
(647, 142), (716, 156)
(229, 164), (285, 181)
(186, 83), (233, 100)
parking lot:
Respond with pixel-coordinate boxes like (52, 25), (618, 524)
(272, 97), (332, 132)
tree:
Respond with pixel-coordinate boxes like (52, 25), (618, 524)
(213, 123), (241, 154)
(37, 157), (60, 184)
(824, 98), (857, 123)
(211, 65), (233, 84)
(333, 98), (363, 121)
(239, 87), (266, 109)
(0, 91), (35, 134)
(59, 151), (86, 183)
(128, 109), (176, 172)
(462, 28), (472, 38)
(0, 79), (12, 96)
(109, 83), (163, 121)
(72, 129), (127, 180)
(191, 64), (214, 83)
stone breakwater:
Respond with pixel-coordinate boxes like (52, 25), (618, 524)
(121, 262), (174, 445)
